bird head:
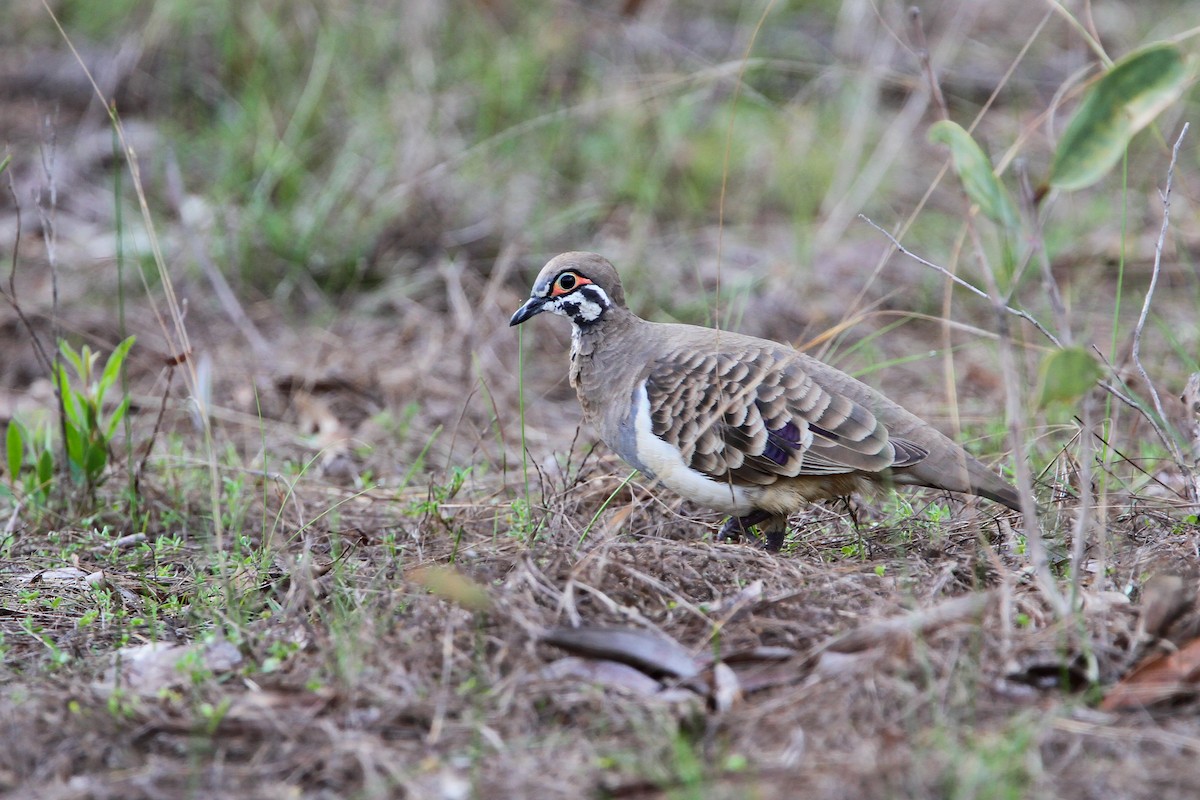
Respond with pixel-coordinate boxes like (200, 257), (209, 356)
(509, 252), (626, 328)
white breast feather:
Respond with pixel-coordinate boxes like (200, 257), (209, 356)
(631, 382), (756, 515)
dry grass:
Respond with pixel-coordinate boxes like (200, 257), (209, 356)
(3, 1), (1200, 798)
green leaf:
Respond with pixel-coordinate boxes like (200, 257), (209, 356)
(105, 396), (132, 441)
(6, 422), (24, 482)
(928, 120), (1019, 229)
(84, 443), (108, 482)
(1049, 44), (1194, 192)
(36, 449), (53, 495)
(64, 422), (85, 470)
(1037, 347), (1103, 408)
(58, 341), (86, 382)
(97, 336), (136, 402)
(55, 364), (86, 430)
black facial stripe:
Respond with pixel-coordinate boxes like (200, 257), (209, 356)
(559, 284), (610, 325)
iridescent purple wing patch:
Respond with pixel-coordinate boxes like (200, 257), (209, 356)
(762, 419), (802, 466)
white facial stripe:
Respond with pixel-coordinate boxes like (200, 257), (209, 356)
(550, 284), (609, 324)
(561, 293), (602, 321)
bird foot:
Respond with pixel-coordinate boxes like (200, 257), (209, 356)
(762, 528), (786, 552)
(717, 511), (785, 551)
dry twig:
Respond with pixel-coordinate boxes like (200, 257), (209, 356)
(1131, 123), (1191, 489)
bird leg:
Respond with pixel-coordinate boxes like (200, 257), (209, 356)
(717, 510), (790, 551)
(761, 520), (788, 553)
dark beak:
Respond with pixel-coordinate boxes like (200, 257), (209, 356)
(509, 296), (547, 327)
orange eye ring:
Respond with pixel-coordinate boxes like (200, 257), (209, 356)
(551, 271), (591, 296)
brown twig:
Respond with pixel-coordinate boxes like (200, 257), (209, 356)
(862, 214), (1166, 441)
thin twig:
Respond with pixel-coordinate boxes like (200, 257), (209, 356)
(859, 214), (1062, 347)
(1092, 345), (1187, 476)
(1183, 373), (1200, 506)
(1027, 168), (1073, 347)
(4, 498), (23, 537)
(36, 118), (73, 504)
(134, 366), (177, 496)
(163, 151), (270, 358)
(1131, 122), (1190, 472)
(3, 160), (54, 375)
(909, 5), (960, 437)
(1069, 394), (1097, 606)
(966, 222), (1067, 617)
(908, 6), (949, 121)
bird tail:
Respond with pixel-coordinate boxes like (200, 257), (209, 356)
(894, 441), (1024, 512)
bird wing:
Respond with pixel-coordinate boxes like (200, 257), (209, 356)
(643, 339), (927, 486)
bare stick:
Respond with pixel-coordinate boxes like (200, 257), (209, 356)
(134, 366), (177, 496)
(1069, 393), (1097, 606)
(3, 160), (54, 375)
(859, 214), (1062, 347)
(908, 7), (950, 121)
(1131, 123), (1190, 473)
(863, 212), (1166, 440)
(36, 119), (73, 501)
(966, 223), (1068, 616)
(1092, 345), (1189, 493)
(4, 498), (23, 537)
(1183, 373), (1200, 506)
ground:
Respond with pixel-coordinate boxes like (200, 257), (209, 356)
(3, 1), (1200, 798)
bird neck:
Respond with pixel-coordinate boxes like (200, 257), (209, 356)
(569, 307), (643, 415)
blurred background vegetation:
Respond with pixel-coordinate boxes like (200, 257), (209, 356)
(5, 0), (1193, 300)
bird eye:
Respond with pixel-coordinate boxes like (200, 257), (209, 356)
(556, 273), (577, 292)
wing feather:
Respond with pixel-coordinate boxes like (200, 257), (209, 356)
(645, 340), (920, 485)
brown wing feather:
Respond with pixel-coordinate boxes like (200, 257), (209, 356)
(645, 340), (918, 485)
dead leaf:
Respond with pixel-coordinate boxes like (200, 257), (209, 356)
(19, 567), (91, 585)
(598, 502), (637, 539)
(537, 657), (664, 696)
(98, 639), (243, 697)
(540, 626), (700, 680)
(1140, 574), (1192, 639)
(1102, 638), (1200, 711)
(408, 565), (491, 611)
